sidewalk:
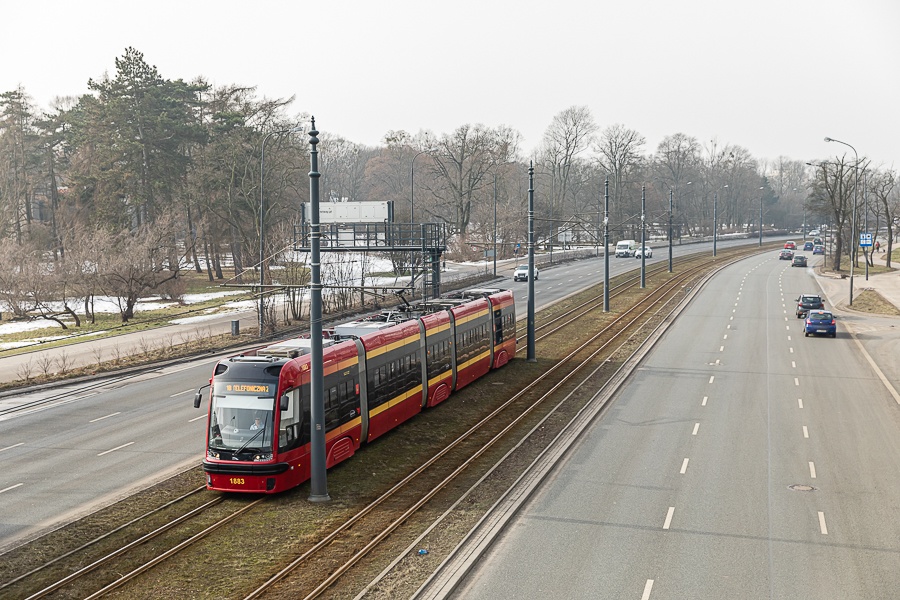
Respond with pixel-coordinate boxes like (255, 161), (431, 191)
(811, 251), (900, 395)
(813, 251), (900, 313)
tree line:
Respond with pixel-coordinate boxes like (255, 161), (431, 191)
(1, 47), (897, 328)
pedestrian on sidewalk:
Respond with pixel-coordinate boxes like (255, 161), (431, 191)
(875, 240), (880, 253)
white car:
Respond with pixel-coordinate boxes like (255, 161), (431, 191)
(513, 264), (539, 281)
(634, 246), (653, 258)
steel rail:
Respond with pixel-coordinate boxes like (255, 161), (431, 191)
(244, 258), (718, 599)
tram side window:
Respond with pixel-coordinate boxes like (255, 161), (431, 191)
(337, 379), (360, 425)
(279, 387), (310, 452)
(324, 386), (340, 430)
(368, 364), (389, 409)
(427, 338), (452, 379)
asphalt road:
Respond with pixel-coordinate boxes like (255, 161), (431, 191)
(452, 253), (900, 599)
(0, 360), (214, 548)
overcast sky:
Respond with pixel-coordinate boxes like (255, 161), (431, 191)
(5, 0), (898, 170)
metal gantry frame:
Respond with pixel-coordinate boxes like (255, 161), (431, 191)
(293, 221), (448, 301)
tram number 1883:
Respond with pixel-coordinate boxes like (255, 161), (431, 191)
(229, 477), (246, 485)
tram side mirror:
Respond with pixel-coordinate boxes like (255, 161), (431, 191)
(280, 394), (290, 411)
(194, 384), (210, 409)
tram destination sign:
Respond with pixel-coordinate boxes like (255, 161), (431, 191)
(225, 384), (273, 394)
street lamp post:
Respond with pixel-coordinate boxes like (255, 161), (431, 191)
(713, 185), (727, 257)
(668, 189), (673, 273)
(259, 126), (302, 336)
(493, 173), (498, 276)
(864, 171), (869, 281)
(603, 176), (610, 312)
(713, 190), (717, 256)
(825, 136), (859, 305)
(640, 186), (646, 288)
(758, 186), (764, 247)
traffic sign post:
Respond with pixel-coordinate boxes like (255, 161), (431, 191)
(860, 232), (872, 281)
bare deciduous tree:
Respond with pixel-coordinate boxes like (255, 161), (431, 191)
(594, 124), (646, 238)
(92, 215), (184, 322)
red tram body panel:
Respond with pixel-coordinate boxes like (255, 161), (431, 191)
(360, 319), (424, 442)
(449, 298), (493, 391)
(197, 288), (515, 493)
(421, 311), (453, 408)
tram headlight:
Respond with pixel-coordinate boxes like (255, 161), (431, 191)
(207, 450), (220, 459)
(253, 453), (273, 462)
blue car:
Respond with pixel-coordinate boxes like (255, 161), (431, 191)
(803, 241), (814, 251)
(804, 310), (836, 338)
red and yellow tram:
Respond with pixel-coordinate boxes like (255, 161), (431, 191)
(195, 288), (516, 493)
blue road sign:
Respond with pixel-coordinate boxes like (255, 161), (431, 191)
(860, 232), (873, 247)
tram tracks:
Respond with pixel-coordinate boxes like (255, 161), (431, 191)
(234, 256), (738, 599)
(0, 487), (267, 600)
(0, 245), (774, 600)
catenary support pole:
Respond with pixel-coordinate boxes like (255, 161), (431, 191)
(527, 163), (536, 362)
(308, 118), (330, 503)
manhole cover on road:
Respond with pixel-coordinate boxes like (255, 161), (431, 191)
(788, 484), (816, 492)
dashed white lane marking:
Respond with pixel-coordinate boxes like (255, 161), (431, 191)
(709, 376), (715, 384)
(0, 483), (23, 494)
(702, 396), (708, 406)
(809, 462), (817, 478)
(798, 398), (804, 409)
(723, 334), (728, 340)
(788, 335), (792, 341)
(727, 324), (731, 329)
(795, 378), (800, 386)
(170, 389), (195, 398)
(680, 458), (689, 474)
(89, 412), (121, 423)
(0, 443), (24, 453)
(790, 347), (794, 353)
(189, 415), (206, 423)
(663, 507), (675, 529)
(692, 423), (700, 435)
(792, 361), (796, 368)
(719, 346), (724, 352)
(97, 442), (135, 457)
(819, 512), (828, 534)
(641, 579), (654, 600)
(786, 325), (790, 331)
(803, 426), (809, 438)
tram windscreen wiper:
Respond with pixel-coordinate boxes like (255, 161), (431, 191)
(232, 427), (265, 455)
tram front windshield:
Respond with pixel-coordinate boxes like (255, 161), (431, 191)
(208, 383), (275, 456)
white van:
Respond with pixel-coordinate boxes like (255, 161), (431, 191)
(615, 240), (637, 258)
